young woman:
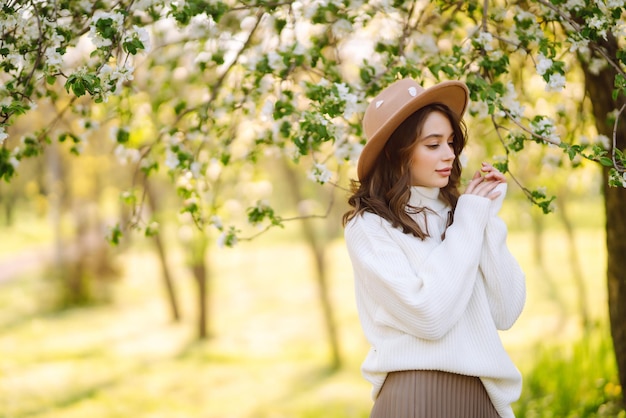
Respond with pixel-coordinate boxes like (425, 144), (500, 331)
(343, 78), (526, 418)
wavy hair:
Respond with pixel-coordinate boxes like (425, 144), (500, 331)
(342, 103), (467, 240)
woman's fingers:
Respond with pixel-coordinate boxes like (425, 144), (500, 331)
(464, 164), (506, 199)
(472, 179), (500, 197)
(465, 177), (503, 199)
(481, 162), (507, 183)
(464, 170), (484, 194)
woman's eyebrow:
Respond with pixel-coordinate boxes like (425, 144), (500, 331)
(420, 132), (454, 140)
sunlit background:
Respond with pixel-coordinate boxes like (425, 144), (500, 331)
(1, 1), (625, 417)
(1, 138), (622, 416)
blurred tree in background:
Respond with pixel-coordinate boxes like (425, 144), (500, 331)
(1, 0), (625, 401)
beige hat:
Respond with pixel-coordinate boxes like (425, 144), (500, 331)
(358, 78), (469, 180)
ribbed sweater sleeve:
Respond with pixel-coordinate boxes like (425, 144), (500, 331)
(345, 194), (492, 340)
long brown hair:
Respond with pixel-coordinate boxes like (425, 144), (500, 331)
(342, 103), (467, 240)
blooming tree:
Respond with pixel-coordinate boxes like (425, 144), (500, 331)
(1, 0), (626, 402)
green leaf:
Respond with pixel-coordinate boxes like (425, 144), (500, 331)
(0, 148), (16, 182)
(116, 128), (130, 144)
(599, 157), (614, 167)
(107, 224), (123, 246)
(174, 101), (187, 115)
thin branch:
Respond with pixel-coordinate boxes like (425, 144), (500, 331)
(177, 9), (265, 122)
(490, 113), (537, 202)
(238, 186), (336, 243)
(501, 109), (562, 146)
(612, 103), (626, 171)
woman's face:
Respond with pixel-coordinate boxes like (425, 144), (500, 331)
(409, 110), (456, 188)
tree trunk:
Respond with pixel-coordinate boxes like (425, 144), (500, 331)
(189, 232), (210, 340)
(580, 31), (626, 406)
(193, 261), (209, 339)
(281, 160), (342, 370)
(145, 179), (181, 322)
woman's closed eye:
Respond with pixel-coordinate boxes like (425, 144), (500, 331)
(426, 141), (453, 149)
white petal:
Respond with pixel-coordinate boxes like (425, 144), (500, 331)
(375, 100), (384, 108)
(408, 87), (417, 97)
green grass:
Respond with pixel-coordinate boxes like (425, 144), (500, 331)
(0, 211), (623, 417)
(515, 326), (623, 417)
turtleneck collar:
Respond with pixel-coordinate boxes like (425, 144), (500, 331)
(408, 186), (448, 212)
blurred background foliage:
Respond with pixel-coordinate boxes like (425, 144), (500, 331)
(1, 0), (625, 417)
(0, 118), (623, 416)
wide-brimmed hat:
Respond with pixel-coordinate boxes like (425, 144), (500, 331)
(358, 78), (469, 180)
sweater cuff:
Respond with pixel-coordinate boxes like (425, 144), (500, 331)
(456, 194), (491, 230)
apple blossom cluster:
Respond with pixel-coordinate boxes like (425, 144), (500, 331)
(1, 0), (626, 243)
(1, 0), (153, 183)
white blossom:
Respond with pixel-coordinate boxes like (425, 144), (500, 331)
(44, 47), (64, 70)
(588, 57), (607, 75)
(546, 73), (566, 92)
(109, 126), (119, 142)
(217, 231), (236, 248)
(332, 19), (352, 38)
(206, 158), (222, 181)
(596, 134), (611, 149)
(9, 156), (20, 169)
(469, 100), (490, 119)
(536, 53), (553, 76)
(502, 82), (525, 118)
(261, 99), (274, 121)
(514, 8), (536, 23)
(586, 15), (607, 39)
(240, 15), (258, 32)
(125, 25), (151, 53)
(209, 215), (223, 231)
(531, 117), (561, 145)
(335, 138), (363, 163)
(78, 0), (94, 13)
(335, 82), (359, 119)
(293, 41), (307, 56)
(267, 51), (286, 72)
(99, 62), (135, 94)
(89, 11), (124, 48)
(114, 144), (140, 165)
(475, 31), (494, 51)
(165, 148), (180, 170)
(303, 2), (321, 19)
(177, 172), (195, 191)
(492, 155), (508, 166)
(579, 135), (590, 145)
(308, 162), (332, 184)
(0, 128), (7, 145)
(564, 0), (586, 10)
(188, 13), (217, 38)
(568, 36), (591, 54)
(606, 0), (625, 7)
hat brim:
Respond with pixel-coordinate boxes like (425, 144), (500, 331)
(357, 81), (469, 181)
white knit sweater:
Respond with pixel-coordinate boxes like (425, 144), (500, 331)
(344, 184), (526, 418)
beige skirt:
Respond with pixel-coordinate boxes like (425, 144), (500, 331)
(370, 370), (501, 418)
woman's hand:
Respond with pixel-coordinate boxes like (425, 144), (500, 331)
(464, 163), (507, 201)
